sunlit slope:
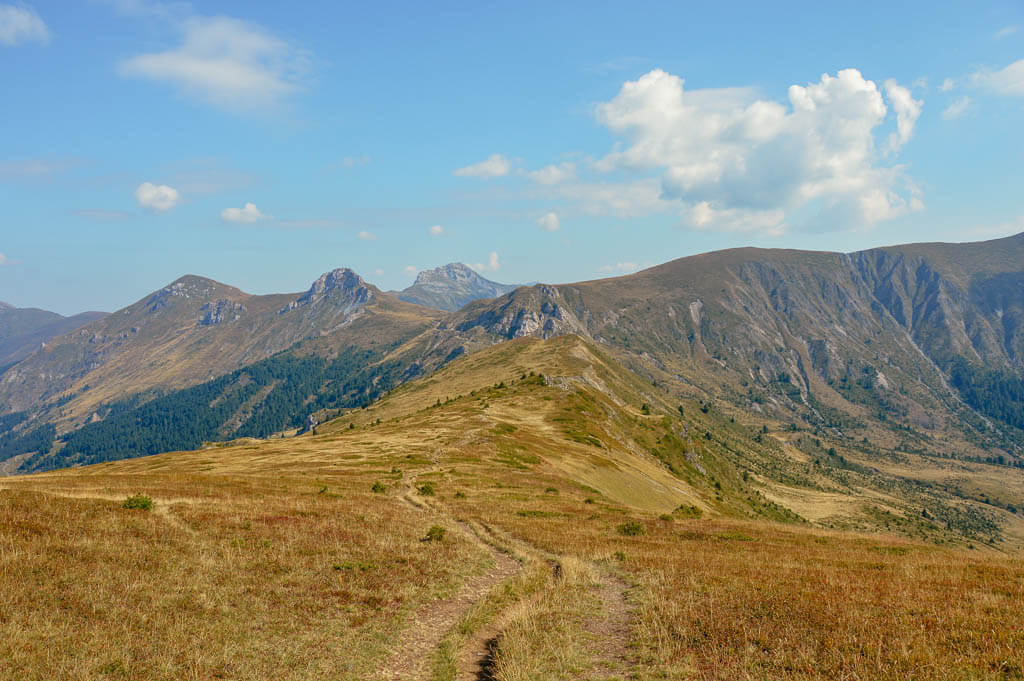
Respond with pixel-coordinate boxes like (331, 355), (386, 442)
(72, 332), (1020, 548)
(0, 270), (441, 433)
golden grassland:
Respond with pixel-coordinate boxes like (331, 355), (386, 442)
(3, 335), (1024, 680)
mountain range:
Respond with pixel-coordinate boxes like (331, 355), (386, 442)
(1, 235), (1023, 541)
(0, 302), (106, 375)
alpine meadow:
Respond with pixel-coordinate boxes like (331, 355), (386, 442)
(2, 2), (1024, 680)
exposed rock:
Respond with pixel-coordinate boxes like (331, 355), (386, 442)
(398, 263), (518, 311)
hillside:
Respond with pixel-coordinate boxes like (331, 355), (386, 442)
(0, 270), (441, 434)
(0, 303), (106, 373)
(397, 263), (518, 311)
(3, 233), (1024, 484)
(439, 234), (1024, 462)
(2, 332), (1022, 680)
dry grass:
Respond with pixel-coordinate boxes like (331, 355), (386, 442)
(2, 335), (1024, 679)
(0, 473), (489, 681)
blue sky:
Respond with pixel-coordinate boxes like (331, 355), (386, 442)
(1, 0), (1022, 314)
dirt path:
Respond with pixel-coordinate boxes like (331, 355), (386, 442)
(377, 464), (522, 681)
(376, 531), (520, 681)
(587, 567), (635, 679)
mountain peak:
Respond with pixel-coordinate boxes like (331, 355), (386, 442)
(281, 268), (375, 313)
(412, 263), (479, 286)
(399, 264), (518, 311)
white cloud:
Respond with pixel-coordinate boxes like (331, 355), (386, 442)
(536, 211), (560, 232)
(429, 224), (444, 236)
(356, 230), (376, 241)
(942, 96), (970, 120)
(940, 78), (955, 92)
(118, 15), (310, 111)
(135, 182), (180, 212)
(526, 162), (576, 185)
(453, 153), (511, 178)
(590, 68), (923, 232)
(973, 59), (1024, 96)
(550, 178), (674, 219)
(220, 202), (269, 223)
(0, 252), (9, 266)
(403, 265), (417, 276)
(995, 25), (1018, 39)
(884, 79), (922, 151)
(0, 4), (49, 46)
(683, 201), (786, 235)
(467, 251), (501, 272)
(599, 262), (640, 274)
(374, 268), (385, 276)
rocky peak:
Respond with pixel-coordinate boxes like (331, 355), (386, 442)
(413, 263), (479, 286)
(399, 263), (518, 311)
(280, 268), (375, 313)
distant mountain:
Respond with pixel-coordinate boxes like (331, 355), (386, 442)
(397, 263), (518, 311)
(0, 269), (441, 440)
(0, 303), (107, 373)
(4, 234), (1024, 481)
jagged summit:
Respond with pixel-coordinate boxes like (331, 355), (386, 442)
(281, 268), (376, 313)
(398, 263), (518, 311)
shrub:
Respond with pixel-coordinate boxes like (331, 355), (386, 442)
(424, 525), (446, 542)
(617, 520), (646, 536)
(122, 494), (153, 511)
(674, 504), (703, 518)
(454, 490), (467, 499)
(417, 483), (435, 496)
(371, 481), (386, 494)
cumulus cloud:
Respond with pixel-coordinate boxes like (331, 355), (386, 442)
(453, 153), (510, 178)
(973, 59), (1024, 96)
(591, 68), (923, 232)
(884, 80), (922, 151)
(429, 224), (444, 236)
(0, 4), (49, 46)
(135, 182), (180, 212)
(526, 162), (576, 185)
(536, 211), (560, 231)
(118, 15), (310, 111)
(942, 96), (970, 120)
(467, 251), (501, 272)
(220, 202), (269, 223)
(403, 265), (417, 276)
(356, 230), (376, 241)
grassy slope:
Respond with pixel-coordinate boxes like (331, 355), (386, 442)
(2, 334), (1023, 679)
